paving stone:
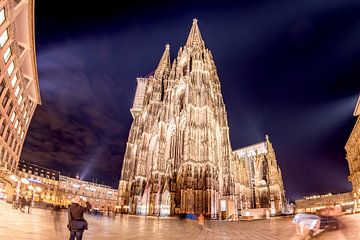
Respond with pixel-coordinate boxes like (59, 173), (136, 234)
(1, 202), (359, 239)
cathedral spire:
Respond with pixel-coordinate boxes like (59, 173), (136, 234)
(155, 44), (171, 76)
(185, 19), (204, 48)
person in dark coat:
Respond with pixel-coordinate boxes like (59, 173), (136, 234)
(67, 196), (91, 240)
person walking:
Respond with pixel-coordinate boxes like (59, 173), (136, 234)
(25, 197), (31, 214)
(67, 196), (91, 240)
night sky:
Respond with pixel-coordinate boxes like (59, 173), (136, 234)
(22, 0), (360, 201)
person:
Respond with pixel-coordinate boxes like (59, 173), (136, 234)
(20, 195), (27, 212)
(67, 196), (91, 240)
(198, 213), (205, 229)
(25, 197), (31, 214)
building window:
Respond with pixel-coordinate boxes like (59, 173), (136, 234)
(14, 85), (20, 97)
(6, 102), (13, 115)
(23, 110), (27, 119)
(2, 92), (9, 107)
(14, 119), (19, 129)
(3, 46), (11, 63)
(11, 75), (17, 88)
(17, 125), (21, 135)
(0, 122), (5, 136)
(4, 129), (10, 142)
(17, 95), (22, 105)
(0, 29), (8, 48)
(0, 9), (5, 26)
(7, 61), (14, 76)
(8, 133), (13, 147)
(10, 111), (15, 122)
(0, 80), (5, 96)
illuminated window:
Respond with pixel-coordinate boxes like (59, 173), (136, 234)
(20, 103), (24, 112)
(3, 46), (10, 63)
(17, 95), (22, 105)
(17, 125), (21, 135)
(21, 130), (24, 140)
(10, 111), (15, 122)
(7, 61), (14, 76)
(25, 116), (29, 125)
(0, 9), (5, 26)
(14, 119), (19, 129)
(23, 110), (27, 119)
(0, 29), (8, 47)
(14, 85), (20, 97)
(11, 75), (17, 87)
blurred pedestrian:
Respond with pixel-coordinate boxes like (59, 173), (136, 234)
(198, 214), (205, 229)
(20, 195), (27, 212)
(25, 197), (31, 214)
(67, 196), (91, 240)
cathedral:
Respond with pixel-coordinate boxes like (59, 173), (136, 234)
(118, 19), (286, 218)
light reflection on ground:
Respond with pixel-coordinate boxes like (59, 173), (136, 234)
(0, 203), (359, 240)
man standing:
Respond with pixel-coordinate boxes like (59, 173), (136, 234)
(67, 196), (91, 240)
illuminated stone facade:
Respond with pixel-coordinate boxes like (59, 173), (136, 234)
(233, 135), (286, 214)
(59, 176), (118, 210)
(345, 95), (360, 209)
(295, 192), (354, 213)
(0, 1), (41, 181)
(118, 20), (286, 217)
(10, 159), (119, 210)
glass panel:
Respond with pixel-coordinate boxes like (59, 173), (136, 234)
(14, 85), (20, 97)
(0, 29), (8, 47)
(17, 95), (22, 105)
(0, 9), (5, 26)
(3, 46), (11, 62)
(11, 74), (17, 87)
(7, 61), (14, 76)
(10, 111), (15, 122)
(0, 80), (5, 95)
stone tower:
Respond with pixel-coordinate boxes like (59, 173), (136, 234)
(118, 19), (235, 217)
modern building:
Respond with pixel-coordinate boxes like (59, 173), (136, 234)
(233, 135), (286, 215)
(118, 20), (286, 218)
(0, 0), (41, 198)
(295, 192), (354, 213)
(345, 95), (360, 210)
(59, 176), (118, 210)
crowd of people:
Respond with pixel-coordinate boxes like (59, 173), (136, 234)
(12, 195), (32, 213)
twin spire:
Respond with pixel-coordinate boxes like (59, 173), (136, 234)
(155, 19), (205, 75)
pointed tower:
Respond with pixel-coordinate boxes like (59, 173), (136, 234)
(118, 20), (237, 217)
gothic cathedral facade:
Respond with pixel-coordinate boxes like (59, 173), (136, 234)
(118, 20), (286, 218)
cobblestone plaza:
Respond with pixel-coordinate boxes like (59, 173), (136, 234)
(1, 203), (359, 240)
